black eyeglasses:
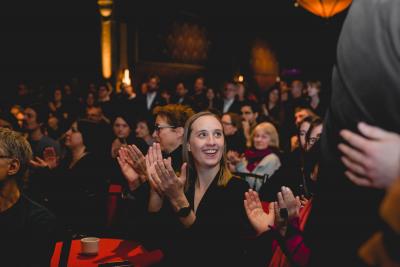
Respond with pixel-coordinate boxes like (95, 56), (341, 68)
(154, 124), (176, 132)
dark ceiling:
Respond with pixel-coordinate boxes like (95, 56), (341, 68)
(2, 0), (348, 92)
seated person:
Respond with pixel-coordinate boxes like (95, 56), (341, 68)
(42, 119), (109, 237)
(228, 122), (281, 191)
(23, 103), (61, 160)
(0, 127), (56, 267)
(221, 112), (246, 154)
(244, 138), (322, 267)
(115, 104), (194, 239)
(109, 113), (148, 185)
(135, 117), (154, 147)
(145, 112), (251, 267)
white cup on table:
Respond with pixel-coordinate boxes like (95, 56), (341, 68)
(80, 237), (100, 255)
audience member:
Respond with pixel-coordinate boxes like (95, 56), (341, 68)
(0, 128), (56, 267)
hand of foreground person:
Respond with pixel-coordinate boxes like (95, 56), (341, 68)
(339, 122), (400, 189)
(244, 189), (274, 235)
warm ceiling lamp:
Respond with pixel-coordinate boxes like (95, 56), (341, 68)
(296, 0), (352, 18)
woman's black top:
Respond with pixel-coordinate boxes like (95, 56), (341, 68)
(147, 174), (251, 267)
(0, 195), (56, 267)
(52, 153), (108, 237)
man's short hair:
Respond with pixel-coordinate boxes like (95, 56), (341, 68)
(153, 104), (195, 128)
(224, 112), (243, 129)
(147, 74), (161, 85)
(294, 106), (314, 115)
(0, 127), (32, 180)
(240, 100), (260, 114)
(25, 103), (48, 124)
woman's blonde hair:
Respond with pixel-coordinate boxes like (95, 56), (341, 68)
(251, 122), (280, 149)
(182, 111), (232, 191)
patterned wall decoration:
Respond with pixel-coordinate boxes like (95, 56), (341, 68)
(164, 22), (210, 64)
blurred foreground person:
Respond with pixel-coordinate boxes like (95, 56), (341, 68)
(0, 128), (56, 267)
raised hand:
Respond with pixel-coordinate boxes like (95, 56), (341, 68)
(145, 143), (165, 212)
(338, 122), (400, 189)
(126, 144), (148, 181)
(244, 189), (274, 235)
(43, 147), (58, 169)
(280, 186), (301, 221)
(30, 156), (52, 169)
(155, 156), (187, 202)
(145, 143), (164, 196)
(275, 195), (287, 236)
(117, 147), (140, 191)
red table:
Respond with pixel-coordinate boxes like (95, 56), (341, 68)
(51, 238), (163, 267)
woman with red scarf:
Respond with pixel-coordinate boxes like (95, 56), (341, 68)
(228, 122), (281, 191)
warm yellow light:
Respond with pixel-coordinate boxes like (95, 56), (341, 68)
(101, 21), (112, 79)
(98, 0), (113, 18)
(122, 69), (131, 86)
(238, 75), (244, 83)
(276, 76), (281, 82)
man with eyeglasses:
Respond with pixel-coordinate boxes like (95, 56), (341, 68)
(217, 81), (241, 114)
(0, 127), (56, 267)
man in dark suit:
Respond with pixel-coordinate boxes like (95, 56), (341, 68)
(305, 1), (400, 266)
(172, 81), (192, 107)
(137, 74), (166, 116)
(217, 81), (241, 115)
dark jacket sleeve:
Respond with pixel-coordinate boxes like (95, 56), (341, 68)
(27, 200), (57, 267)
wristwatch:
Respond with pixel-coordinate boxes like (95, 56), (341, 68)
(176, 206), (191, 218)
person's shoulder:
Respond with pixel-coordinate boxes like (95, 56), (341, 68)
(22, 195), (56, 229)
(261, 152), (281, 163)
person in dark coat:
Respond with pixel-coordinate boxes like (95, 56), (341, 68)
(0, 128), (56, 267)
(305, 1), (400, 266)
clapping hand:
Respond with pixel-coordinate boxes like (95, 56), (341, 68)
(117, 147), (140, 191)
(147, 143), (187, 204)
(125, 144), (148, 182)
(30, 147), (58, 169)
(244, 189), (274, 235)
(275, 186), (301, 236)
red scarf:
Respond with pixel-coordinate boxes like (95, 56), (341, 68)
(245, 148), (272, 172)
